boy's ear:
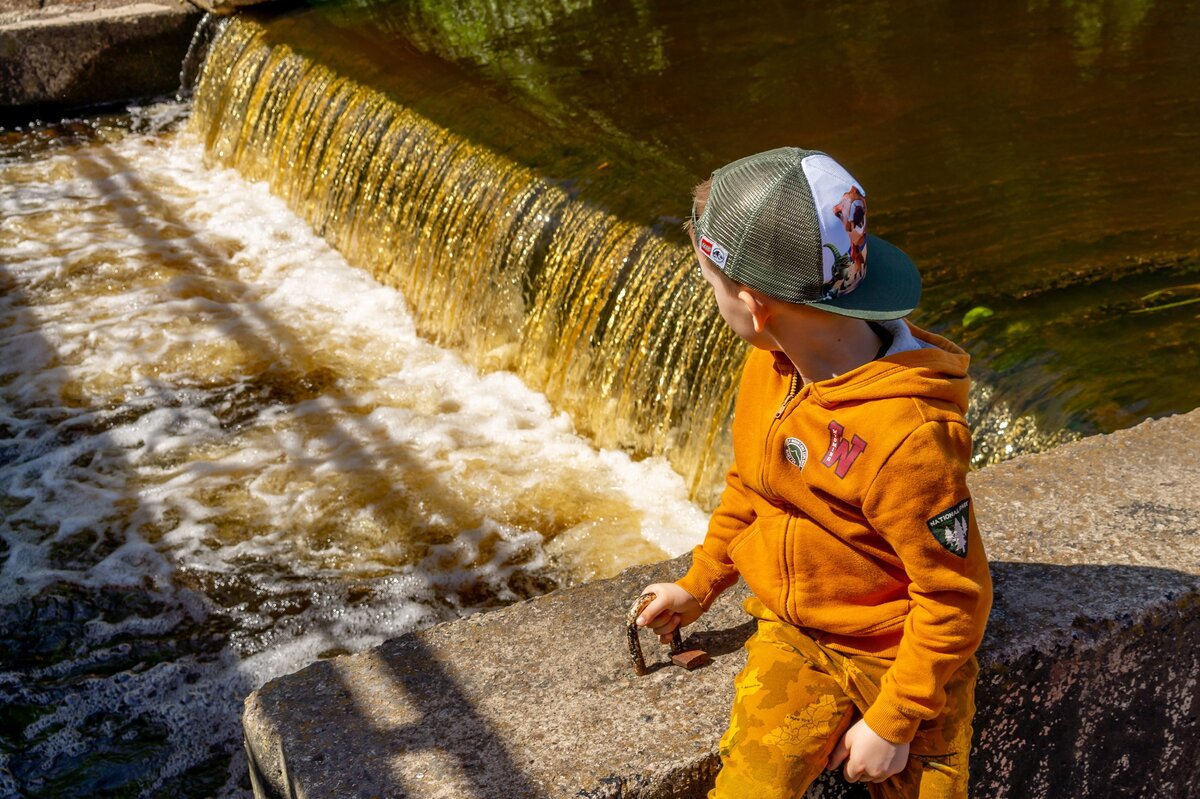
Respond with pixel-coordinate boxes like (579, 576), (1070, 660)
(737, 289), (771, 334)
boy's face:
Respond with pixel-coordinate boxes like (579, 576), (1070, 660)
(693, 239), (773, 349)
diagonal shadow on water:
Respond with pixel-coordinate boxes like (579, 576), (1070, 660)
(0, 205), (257, 796)
(69, 142), (504, 554)
(0, 133), (553, 797)
(64, 141), (550, 791)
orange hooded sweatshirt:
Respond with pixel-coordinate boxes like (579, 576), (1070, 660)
(676, 320), (992, 745)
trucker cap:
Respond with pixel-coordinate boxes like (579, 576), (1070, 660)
(690, 147), (921, 321)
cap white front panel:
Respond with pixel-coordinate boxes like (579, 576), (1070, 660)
(801, 154), (867, 288)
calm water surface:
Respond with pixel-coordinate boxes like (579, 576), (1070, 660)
(294, 0), (1200, 435)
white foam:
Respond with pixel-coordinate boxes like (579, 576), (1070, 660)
(1, 100), (707, 797)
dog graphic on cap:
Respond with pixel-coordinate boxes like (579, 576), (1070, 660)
(824, 187), (868, 296)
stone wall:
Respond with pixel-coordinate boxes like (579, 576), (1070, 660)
(241, 408), (1200, 798)
(0, 0), (201, 123)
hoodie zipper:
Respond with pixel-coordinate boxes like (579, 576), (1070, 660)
(776, 371), (800, 419)
(768, 369), (801, 622)
(760, 369), (801, 492)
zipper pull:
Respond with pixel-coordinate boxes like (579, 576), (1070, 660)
(775, 372), (800, 418)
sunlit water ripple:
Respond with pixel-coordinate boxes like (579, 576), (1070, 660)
(0, 103), (705, 797)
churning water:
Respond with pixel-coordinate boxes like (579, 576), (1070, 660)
(4, 0), (1198, 795)
(0, 104), (705, 797)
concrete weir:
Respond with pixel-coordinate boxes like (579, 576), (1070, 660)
(0, 0), (201, 121)
(242, 408), (1200, 798)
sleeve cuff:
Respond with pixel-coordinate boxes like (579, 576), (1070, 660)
(675, 546), (738, 611)
(862, 700), (923, 745)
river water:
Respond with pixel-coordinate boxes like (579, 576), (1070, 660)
(191, 0), (1199, 498)
(0, 105), (703, 797)
(2, 0), (1199, 796)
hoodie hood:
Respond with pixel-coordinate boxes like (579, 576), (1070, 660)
(807, 320), (971, 415)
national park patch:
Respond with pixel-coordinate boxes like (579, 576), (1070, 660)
(784, 437), (808, 469)
(927, 498), (970, 558)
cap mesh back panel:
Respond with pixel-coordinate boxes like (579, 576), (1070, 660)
(759, 161), (824, 302)
(700, 148), (825, 304)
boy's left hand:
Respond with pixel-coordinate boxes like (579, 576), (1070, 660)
(826, 719), (910, 783)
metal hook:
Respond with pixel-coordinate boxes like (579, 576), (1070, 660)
(626, 592), (708, 675)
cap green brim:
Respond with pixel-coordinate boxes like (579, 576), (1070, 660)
(811, 234), (922, 321)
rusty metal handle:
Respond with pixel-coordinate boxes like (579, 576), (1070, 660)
(626, 592), (683, 675)
(627, 592), (707, 676)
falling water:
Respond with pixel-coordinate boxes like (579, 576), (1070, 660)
(0, 106), (706, 797)
(6, 1), (1197, 796)
(189, 15), (1083, 508)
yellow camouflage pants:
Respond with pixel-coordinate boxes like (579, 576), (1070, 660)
(711, 598), (978, 799)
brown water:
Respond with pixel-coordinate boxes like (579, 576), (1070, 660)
(0, 107), (703, 797)
(3, 1), (1198, 796)
(195, 0), (1199, 506)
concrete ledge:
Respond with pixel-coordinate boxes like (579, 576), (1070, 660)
(243, 409), (1200, 798)
(0, 0), (200, 122)
(184, 0), (269, 16)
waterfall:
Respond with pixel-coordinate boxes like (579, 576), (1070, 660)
(191, 14), (745, 506)
(189, 11), (1080, 506)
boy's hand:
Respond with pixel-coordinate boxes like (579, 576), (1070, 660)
(635, 583), (702, 643)
(827, 718), (910, 783)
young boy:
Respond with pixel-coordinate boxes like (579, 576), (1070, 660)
(637, 147), (992, 798)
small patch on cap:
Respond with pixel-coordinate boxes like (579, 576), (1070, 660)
(699, 235), (728, 267)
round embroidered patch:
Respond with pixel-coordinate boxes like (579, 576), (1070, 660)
(784, 438), (808, 469)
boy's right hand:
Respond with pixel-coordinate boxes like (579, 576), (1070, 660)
(635, 583), (703, 643)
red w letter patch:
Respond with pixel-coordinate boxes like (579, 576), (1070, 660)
(821, 420), (867, 478)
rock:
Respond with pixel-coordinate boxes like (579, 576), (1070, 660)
(0, 0), (200, 120)
(670, 650), (709, 671)
(243, 409), (1200, 798)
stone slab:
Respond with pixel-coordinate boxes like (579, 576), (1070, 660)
(183, 0), (274, 17)
(243, 409), (1200, 798)
(0, 0), (200, 120)
(0, 0), (174, 17)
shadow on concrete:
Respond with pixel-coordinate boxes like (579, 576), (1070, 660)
(687, 618), (755, 661)
(381, 636), (547, 798)
(240, 557), (1200, 799)
(245, 637), (551, 799)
